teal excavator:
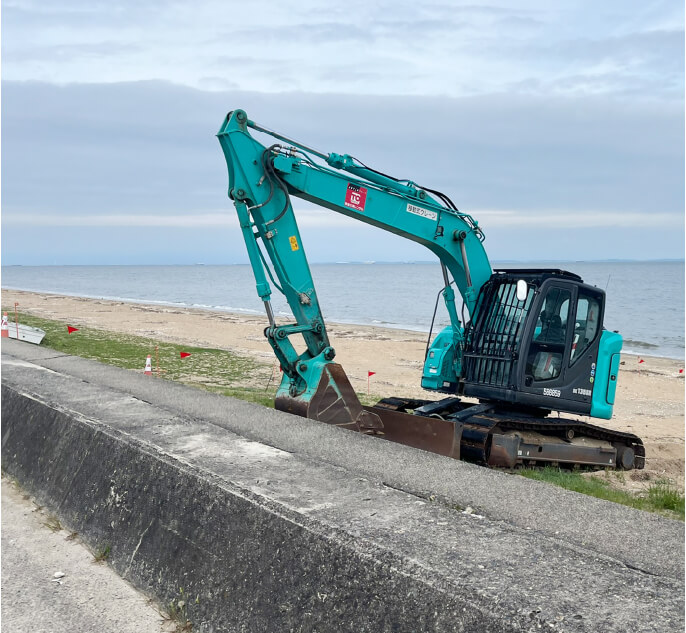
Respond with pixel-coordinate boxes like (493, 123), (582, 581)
(218, 109), (644, 470)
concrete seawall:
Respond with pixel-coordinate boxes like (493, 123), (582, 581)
(2, 339), (684, 632)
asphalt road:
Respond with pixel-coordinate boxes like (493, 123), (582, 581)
(1, 477), (174, 633)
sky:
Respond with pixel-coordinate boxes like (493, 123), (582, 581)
(1, 0), (684, 265)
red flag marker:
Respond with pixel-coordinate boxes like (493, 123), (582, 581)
(679, 369), (684, 374)
(367, 371), (376, 396)
(638, 358), (645, 364)
(180, 352), (191, 359)
(67, 326), (79, 334)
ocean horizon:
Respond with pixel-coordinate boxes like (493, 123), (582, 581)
(2, 261), (684, 360)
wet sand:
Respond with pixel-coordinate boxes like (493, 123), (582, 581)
(3, 288), (684, 491)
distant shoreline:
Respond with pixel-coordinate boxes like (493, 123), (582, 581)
(3, 286), (683, 362)
(2, 259), (685, 267)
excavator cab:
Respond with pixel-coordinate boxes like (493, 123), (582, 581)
(462, 270), (622, 419)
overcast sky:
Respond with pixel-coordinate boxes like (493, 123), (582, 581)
(1, 0), (684, 265)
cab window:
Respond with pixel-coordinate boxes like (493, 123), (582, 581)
(570, 291), (601, 365)
(534, 290), (569, 344)
(527, 287), (571, 381)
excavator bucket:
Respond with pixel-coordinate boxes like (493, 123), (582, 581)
(275, 363), (384, 432)
(274, 363), (463, 458)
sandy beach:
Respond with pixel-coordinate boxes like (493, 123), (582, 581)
(3, 288), (684, 491)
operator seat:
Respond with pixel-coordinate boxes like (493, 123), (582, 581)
(540, 315), (565, 344)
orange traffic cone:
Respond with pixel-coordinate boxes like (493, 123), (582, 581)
(1, 313), (8, 338)
(144, 355), (153, 375)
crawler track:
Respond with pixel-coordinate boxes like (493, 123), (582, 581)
(275, 365), (644, 471)
(371, 397), (645, 470)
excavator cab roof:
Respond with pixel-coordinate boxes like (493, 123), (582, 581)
(492, 268), (583, 283)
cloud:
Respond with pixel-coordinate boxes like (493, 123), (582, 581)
(2, 0), (169, 29)
(5, 208), (681, 232)
(475, 210), (684, 229)
(1, 1), (681, 99)
(0, 208), (364, 229)
(522, 29), (685, 99)
(1, 79), (683, 262)
(197, 77), (241, 92)
(550, 29), (684, 70)
(2, 41), (143, 64)
(1, 213), (237, 227)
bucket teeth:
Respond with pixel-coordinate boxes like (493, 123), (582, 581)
(275, 363), (383, 432)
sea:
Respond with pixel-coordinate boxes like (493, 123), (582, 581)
(1, 261), (684, 360)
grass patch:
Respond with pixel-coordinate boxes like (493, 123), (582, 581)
(213, 386), (279, 408)
(519, 467), (684, 520)
(162, 587), (194, 632)
(647, 479), (685, 515)
(43, 514), (62, 532)
(357, 392), (385, 407)
(6, 310), (276, 403)
(93, 543), (111, 562)
(5, 310), (379, 408)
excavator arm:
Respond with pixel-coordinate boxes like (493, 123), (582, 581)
(218, 109), (491, 413)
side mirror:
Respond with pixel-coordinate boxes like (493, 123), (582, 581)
(516, 279), (528, 302)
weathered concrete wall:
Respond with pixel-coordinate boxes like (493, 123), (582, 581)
(2, 341), (684, 632)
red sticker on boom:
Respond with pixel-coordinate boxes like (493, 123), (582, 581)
(344, 183), (367, 211)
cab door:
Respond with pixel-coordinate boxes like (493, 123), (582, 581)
(517, 281), (574, 407)
(518, 280), (605, 415)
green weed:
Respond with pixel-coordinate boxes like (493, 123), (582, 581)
(647, 479), (685, 515)
(163, 587), (193, 632)
(519, 467), (684, 520)
(357, 392), (384, 407)
(94, 543), (111, 562)
(43, 514), (62, 532)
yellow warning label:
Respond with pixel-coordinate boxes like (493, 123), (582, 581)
(289, 236), (299, 251)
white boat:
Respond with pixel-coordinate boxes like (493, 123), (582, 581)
(7, 323), (46, 345)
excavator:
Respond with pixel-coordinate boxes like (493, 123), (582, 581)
(217, 109), (644, 471)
